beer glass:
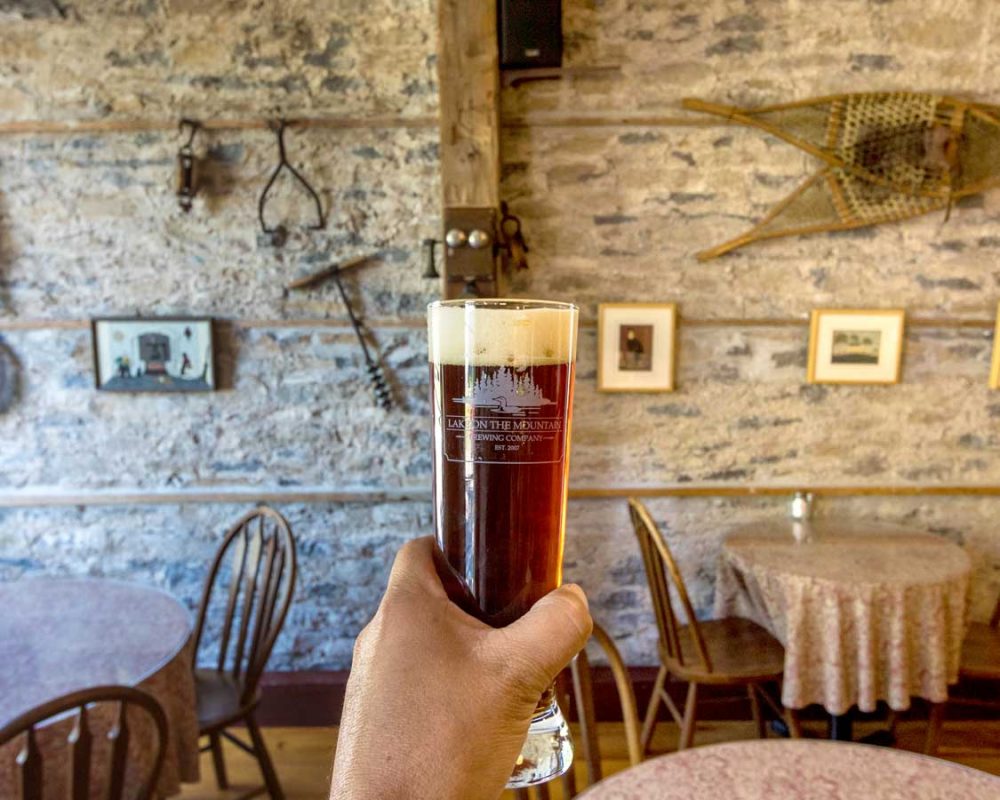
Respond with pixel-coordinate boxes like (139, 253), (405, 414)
(428, 298), (579, 788)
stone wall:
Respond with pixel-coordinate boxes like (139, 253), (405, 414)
(3, 0), (1000, 670)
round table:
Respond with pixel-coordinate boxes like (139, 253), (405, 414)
(714, 520), (971, 716)
(578, 740), (1000, 799)
(0, 578), (200, 797)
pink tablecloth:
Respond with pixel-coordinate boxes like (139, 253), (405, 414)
(715, 520), (971, 714)
(579, 740), (1000, 799)
(0, 578), (200, 797)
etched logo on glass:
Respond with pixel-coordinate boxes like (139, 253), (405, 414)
(453, 368), (555, 417)
(443, 366), (568, 465)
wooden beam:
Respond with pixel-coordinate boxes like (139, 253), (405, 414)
(435, 0), (502, 298)
(435, 0), (501, 208)
(6, 483), (1000, 509)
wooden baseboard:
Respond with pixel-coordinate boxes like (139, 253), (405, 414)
(256, 669), (1000, 727)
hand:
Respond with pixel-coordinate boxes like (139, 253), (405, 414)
(329, 536), (593, 800)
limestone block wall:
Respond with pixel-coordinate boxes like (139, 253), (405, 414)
(3, 0), (1000, 669)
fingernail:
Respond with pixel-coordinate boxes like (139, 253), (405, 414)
(560, 583), (589, 607)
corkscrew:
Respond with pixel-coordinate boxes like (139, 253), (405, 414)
(286, 255), (392, 410)
(333, 273), (392, 410)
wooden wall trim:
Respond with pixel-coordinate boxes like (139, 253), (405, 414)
(1, 316), (995, 333)
(0, 114), (438, 137)
(255, 668), (989, 727)
(5, 483), (1000, 509)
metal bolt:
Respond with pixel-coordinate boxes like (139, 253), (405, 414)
(445, 228), (467, 248)
(467, 229), (491, 249)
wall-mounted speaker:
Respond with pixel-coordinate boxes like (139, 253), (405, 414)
(499, 0), (563, 70)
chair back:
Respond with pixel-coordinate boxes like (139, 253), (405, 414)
(991, 591), (1000, 628)
(0, 685), (167, 800)
(192, 506), (297, 706)
(570, 623), (642, 792)
(628, 498), (713, 673)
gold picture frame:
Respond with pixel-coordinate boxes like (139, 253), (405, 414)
(597, 303), (678, 392)
(807, 308), (905, 385)
(990, 302), (1000, 389)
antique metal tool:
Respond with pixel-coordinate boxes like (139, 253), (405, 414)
(258, 119), (325, 247)
(286, 255), (391, 410)
(176, 118), (200, 213)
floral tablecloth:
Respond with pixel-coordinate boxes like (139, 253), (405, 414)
(0, 578), (200, 798)
(579, 740), (1000, 799)
(714, 520), (971, 714)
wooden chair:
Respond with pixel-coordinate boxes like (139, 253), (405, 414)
(0, 685), (167, 800)
(628, 498), (799, 751)
(924, 592), (1000, 755)
(515, 622), (642, 800)
(192, 506), (297, 799)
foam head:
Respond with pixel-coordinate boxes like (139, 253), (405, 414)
(428, 300), (578, 367)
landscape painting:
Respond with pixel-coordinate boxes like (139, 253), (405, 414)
(92, 318), (215, 392)
(808, 309), (904, 385)
(831, 330), (882, 365)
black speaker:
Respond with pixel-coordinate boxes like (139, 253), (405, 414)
(499, 0), (562, 70)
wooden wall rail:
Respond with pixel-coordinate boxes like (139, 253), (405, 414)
(3, 484), (1000, 509)
(0, 316), (995, 333)
(0, 114), (438, 136)
(0, 111), (728, 138)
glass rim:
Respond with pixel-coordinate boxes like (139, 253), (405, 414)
(427, 298), (578, 312)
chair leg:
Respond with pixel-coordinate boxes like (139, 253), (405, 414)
(209, 732), (229, 789)
(925, 702), (947, 756)
(747, 685), (766, 739)
(886, 708), (899, 735)
(640, 665), (668, 753)
(246, 712), (285, 800)
(679, 682), (699, 751)
(785, 707), (803, 739)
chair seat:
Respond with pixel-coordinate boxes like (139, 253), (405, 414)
(960, 622), (1000, 680)
(195, 669), (258, 731)
(664, 617), (786, 684)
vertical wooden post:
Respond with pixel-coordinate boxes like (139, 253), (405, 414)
(436, 0), (502, 298)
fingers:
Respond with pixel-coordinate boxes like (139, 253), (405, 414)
(385, 536), (449, 600)
(497, 584), (593, 690)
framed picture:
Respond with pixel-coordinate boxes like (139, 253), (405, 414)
(990, 302), (1000, 389)
(598, 303), (677, 392)
(807, 309), (905, 385)
(92, 317), (216, 392)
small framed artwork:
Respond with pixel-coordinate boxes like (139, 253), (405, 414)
(598, 303), (677, 392)
(92, 317), (216, 392)
(990, 302), (1000, 389)
(807, 309), (905, 385)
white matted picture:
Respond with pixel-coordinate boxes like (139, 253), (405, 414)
(598, 303), (677, 392)
(92, 317), (216, 392)
(807, 309), (904, 385)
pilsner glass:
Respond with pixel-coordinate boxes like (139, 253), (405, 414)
(428, 298), (579, 788)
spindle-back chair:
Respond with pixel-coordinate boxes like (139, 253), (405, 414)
(514, 623), (642, 799)
(628, 498), (797, 751)
(191, 505), (296, 799)
(0, 685), (167, 800)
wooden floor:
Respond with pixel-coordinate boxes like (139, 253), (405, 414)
(179, 719), (1000, 800)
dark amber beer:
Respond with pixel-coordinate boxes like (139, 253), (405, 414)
(428, 299), (578, 787)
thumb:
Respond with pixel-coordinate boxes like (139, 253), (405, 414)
(494, 584), (593, 694)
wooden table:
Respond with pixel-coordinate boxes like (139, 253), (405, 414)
(0, 578), (200, 797)
(715, 519), (971, 738)
(578, 739), (1000, 799)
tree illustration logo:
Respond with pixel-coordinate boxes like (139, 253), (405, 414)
(453, 368), (555, 417)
